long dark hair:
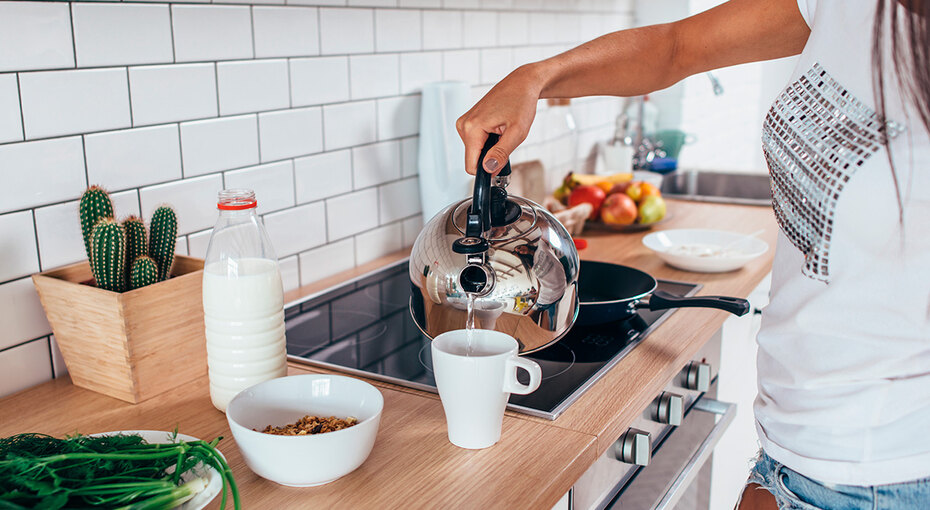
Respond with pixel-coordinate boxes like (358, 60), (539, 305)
(872, 0), (930, 218)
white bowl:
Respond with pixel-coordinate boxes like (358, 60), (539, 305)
(226, 374), (383, 487)
(642, 228), (769, 273)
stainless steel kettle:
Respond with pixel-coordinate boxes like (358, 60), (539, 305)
(409, 134), (580, 353)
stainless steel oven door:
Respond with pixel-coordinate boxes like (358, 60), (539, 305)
(606, 397), (736, 510)
(569, 389), (736, 510)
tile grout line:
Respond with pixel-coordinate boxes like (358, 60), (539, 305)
(168, 3), (177, 64)
(14, 73), (26, 141)
(0, 334), (53, 356)
(213, 62), (222, 117)
(80, 135), (89, 189)
(249, 5), (257, 60)
(254, 113), (263, 163)
(30, 209), (43, 273)
(125, 67), (135, 127)
(68, 2), (78, 68)
(45, 336), (55, 380)
(176, 122), (186, 178)
(315, 7), (323, 57)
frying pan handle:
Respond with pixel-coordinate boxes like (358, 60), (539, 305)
(646, 290), (750, 317)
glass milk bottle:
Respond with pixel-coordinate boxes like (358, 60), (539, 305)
(203, 189), (287, 412)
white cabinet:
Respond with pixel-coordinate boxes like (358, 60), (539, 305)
(708, 273), (771, 510)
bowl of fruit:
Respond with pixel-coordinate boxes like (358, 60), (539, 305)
(550, 172), (668, 232)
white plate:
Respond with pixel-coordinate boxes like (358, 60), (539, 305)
(90, 430), (224, 510)
(642, 228), (769, 273)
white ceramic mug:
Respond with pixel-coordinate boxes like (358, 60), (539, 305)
(431, 329), (542, 449)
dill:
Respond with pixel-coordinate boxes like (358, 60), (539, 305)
(0, 432), (240, 510)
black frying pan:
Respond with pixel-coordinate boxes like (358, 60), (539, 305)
(576, 260), (750, 326)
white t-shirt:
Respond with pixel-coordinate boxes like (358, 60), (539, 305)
(754, 0), (930, 486)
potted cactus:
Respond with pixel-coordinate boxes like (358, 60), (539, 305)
(32, 186), (207, 404)
(79, 185), (178, 292)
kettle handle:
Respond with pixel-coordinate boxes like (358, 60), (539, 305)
(467, 134), (512, 238)
(467, 135), (494, 237)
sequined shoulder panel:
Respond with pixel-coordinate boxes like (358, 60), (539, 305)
(762, 63), (901, 283)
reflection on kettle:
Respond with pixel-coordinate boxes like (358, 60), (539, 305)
(409, 134), (581, 354)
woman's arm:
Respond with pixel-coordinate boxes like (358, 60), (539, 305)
(457, 0), (811, 175)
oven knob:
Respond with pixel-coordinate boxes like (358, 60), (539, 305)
(655, 392), (684, 426)
(684, 361), (711, 392)
(613, 428), (651, 466)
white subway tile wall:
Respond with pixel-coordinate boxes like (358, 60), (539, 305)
(20, 68), (131, 139)
(352, 140), (401, 189)
(84, 125), (183, 191)
(252, 7), (320, 59)
(289, 57), (350, 106)
(216, 59), (290, 115)
(0, 0), (632, 398)
(180, 115), (260, 177)
(0, 75), (23, 144)
(128, 63), (219, 126)
(72, 3), (174, 68)
(0, 211), (39, 282)
(294, 150), (353, 203)
(224, 160), (296, 215)
(258, 107), (324, 162)
(349, 54), (400, 100)
(0, 2), (74, 73)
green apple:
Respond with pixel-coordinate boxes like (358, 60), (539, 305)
(638, 195), (666, 224)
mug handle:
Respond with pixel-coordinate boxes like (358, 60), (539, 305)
(504, 357), (542, 395)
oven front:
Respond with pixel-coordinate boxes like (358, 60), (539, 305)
(569, 333), (735, 510)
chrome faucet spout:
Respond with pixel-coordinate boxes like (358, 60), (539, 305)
(706, 72), (724, 96)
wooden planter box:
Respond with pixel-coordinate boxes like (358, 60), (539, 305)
(32, 255), (207, 404)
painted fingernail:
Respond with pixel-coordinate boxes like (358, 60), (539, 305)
(484, 158), (499, 173)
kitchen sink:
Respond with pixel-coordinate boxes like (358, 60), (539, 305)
(660, 170), (772, 206)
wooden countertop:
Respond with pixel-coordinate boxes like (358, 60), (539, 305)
(0, 199), (776, 509)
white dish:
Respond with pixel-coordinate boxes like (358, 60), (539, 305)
(226, 374), (384, 487)
(89, 430), (223, 510)
(642, 228), (769, 273)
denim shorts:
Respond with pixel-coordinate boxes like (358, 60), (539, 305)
(747, 450), (930, 510)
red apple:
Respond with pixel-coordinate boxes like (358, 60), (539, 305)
(601, 193), (638, 225)
(568, 185), (606, 220)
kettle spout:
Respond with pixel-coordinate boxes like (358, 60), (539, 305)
(459, 260), (494, 296)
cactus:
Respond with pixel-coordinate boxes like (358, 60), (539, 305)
(77, 186), (182, 292)
(122, 215), (147, 281)
(149, 205), (177, 282)
(79, 186), (114, 262)
(90, 219), (126, 292)
(129, 255), (159, 290)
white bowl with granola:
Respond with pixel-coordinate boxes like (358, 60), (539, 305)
(226, 374), (384, 486)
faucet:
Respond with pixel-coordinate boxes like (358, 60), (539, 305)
(621, 73), (723, 171)
(627, 96), (662, 171)
(706, 72), (724, 96)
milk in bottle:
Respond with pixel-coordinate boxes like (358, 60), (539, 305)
(203, 189), (287, 412)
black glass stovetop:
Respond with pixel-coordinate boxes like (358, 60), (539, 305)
(285, 259), (699, 420)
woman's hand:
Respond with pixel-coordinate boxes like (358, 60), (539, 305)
(456, 64), (547, 175)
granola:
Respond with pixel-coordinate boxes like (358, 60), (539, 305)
(258, 415), (359, 436)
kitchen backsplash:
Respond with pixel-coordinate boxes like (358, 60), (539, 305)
(0, 0), (633, 398)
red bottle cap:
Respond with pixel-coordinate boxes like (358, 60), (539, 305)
(217, 189), (257, 210)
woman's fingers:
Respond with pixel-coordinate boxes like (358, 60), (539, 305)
(458, 119), (495, 175)
(457, 115), (530, 175)
(482, 125), (525, 174)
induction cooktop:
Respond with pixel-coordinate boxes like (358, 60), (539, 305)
(284, 259), (700, 420)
